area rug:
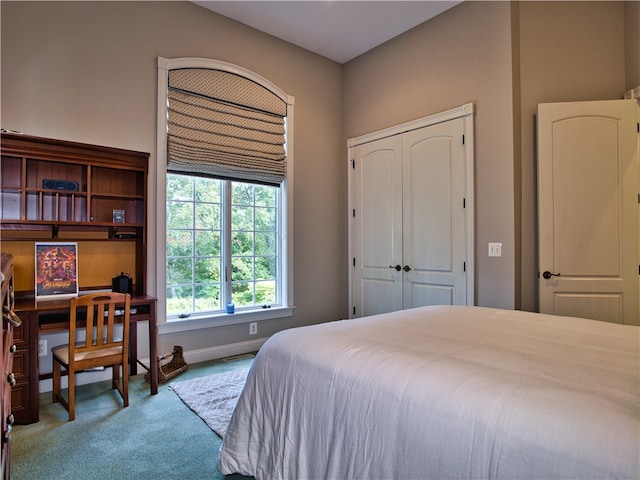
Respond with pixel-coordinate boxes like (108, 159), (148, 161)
(170, 367), (250, 438)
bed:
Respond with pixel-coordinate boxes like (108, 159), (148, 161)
(217, 305), (640, 479)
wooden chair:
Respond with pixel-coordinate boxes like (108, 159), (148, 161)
(52, 292), (131, 421)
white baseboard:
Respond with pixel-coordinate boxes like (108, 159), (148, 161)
(177, 337), (267, 365)
(39, 337), (267, 393)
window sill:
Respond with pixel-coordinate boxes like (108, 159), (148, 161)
(157, 306), (295, 335)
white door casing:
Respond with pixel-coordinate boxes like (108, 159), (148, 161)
(348, 103), (474, 318)
(538, 99), (639, 324)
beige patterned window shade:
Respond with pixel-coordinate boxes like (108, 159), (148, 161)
(167, 68), (287, 185)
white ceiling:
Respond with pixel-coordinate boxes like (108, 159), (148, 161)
(193, 1), (462, 64)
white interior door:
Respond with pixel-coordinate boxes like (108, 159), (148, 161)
(352, 135), (403, 317)
(538, 99), (639, 324)
(402, 119), (467, 307)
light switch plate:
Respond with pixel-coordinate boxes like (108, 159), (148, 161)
(488, 242), (502, 257)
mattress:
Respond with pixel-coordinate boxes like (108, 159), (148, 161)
(217, 305), (640, 479)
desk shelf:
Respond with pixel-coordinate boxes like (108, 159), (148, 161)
(0, 132), (149, 296)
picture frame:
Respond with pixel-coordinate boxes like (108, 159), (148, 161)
(112, 209), (125, 223)
(35, 242), (79, 300)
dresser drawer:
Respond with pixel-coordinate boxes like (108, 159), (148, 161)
(12, 313), (29, 348)
(10, 379), (30, 422)
(10, 349), (28, 382)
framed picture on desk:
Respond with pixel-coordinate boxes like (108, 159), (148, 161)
(34, 242), (79, 300)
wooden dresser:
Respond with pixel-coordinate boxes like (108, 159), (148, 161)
(1, 253), (19, 480)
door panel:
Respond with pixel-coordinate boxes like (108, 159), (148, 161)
(554, 294), (621, 321)
(410, 283), (454, 307)
(352, 135), (403, 316)
(403, 120), (467, 308)
(407, 136), (453, 272)
(538, 99), (639, 324)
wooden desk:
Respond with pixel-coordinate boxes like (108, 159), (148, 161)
(12, 294), (157, 424)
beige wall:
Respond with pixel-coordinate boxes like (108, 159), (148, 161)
(1, 1), (346, 359)
(625, 1), (640, 90)
(344, 0), (632, 310)
(516, 1), (627, 311)
(344, 1), (518, 308)
(1, 1), (636, 363)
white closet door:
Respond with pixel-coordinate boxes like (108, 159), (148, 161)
(352, 135), (404, 317)
(402, 118), (467, 308)
(351, 118), (468, 317)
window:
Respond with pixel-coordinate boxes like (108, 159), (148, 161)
(166, 174), (280, 317)
(157, 57), (294, 326)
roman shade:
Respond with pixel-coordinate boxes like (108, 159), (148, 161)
(167, 68), (287, 185)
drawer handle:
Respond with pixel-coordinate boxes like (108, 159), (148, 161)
(9, 345), (16, 354)
(2, 306), (21, 327)
(6, 373), (15, 388)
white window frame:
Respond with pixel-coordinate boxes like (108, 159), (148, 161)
(156, 57), (295, 332)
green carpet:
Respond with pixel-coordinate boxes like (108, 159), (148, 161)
(11, 356), (255, 480)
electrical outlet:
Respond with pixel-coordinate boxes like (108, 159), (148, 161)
(38, 339), (48, 357)
(249, 322), (258, 335)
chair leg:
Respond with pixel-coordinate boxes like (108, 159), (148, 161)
(112, 364), (118, 390)
(52, 359), (60, 404)
(113, 363), (129, 408)
(67, 370), (75, 421)
(122, 362), (129, 407)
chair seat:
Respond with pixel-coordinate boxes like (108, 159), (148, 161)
(52, 343), (124, 365)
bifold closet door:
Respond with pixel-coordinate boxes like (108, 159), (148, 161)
(351, 117), (467, 317)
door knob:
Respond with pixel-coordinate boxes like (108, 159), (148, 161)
(403, 265), (412, 272)
(389, 265), (401, 271)
(542, 271), (561, 279)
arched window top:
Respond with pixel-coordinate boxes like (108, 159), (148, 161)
(169, 68), (286, 116)
(158, 57), (294, 106)
(158, 57), (294, 185)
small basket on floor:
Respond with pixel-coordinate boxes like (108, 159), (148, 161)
(145, 345), (189, 384)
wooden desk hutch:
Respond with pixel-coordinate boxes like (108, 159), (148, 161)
(0, 133), (156, 430)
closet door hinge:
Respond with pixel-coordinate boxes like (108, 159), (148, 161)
(353, 258), (356, 267)
(351, 159), (355, 169)
(462, 134), (465, 145)
(463, 198), (466, 208)
(463, 262), (466, 272)
(353, 306), (356, 315)
(353, 209), (356, 217)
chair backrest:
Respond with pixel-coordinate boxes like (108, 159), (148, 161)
(68, 292), (131, 364)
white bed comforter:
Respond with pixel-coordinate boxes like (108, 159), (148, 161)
(217, 306), (640, 479)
